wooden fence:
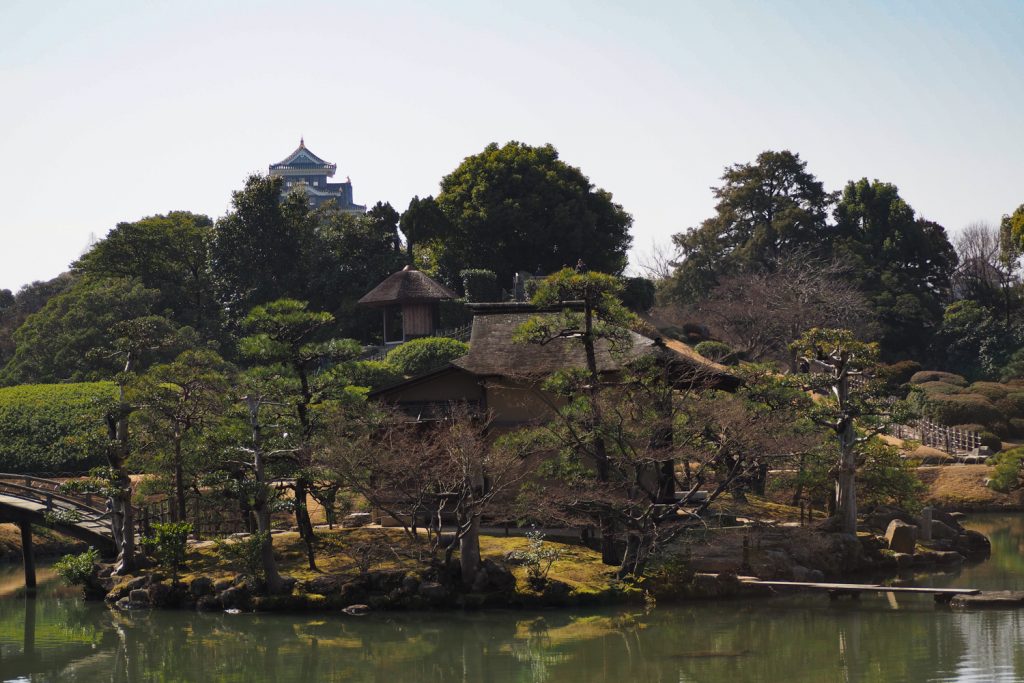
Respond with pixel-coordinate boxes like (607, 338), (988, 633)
(890, 419), (984, 455)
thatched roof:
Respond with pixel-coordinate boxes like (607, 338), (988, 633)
(450, 303), (740, 389)
(358, 266), (457, 307)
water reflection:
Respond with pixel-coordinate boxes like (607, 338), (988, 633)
(3, 514), (1024, 682)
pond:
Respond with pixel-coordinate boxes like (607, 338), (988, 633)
(3, 514), (1024, 682)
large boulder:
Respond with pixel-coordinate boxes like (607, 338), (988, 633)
(930, 520), (958, 541)
(190, 576), (214, 597)
(885, 520), (918, 554)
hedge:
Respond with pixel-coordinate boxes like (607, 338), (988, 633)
(1011, 418), (1024, 438)
(988, 446), (1024, 492)
(917, 381), (962, 396)
(0, 382), (117, 473)
(909, 371), (967, 387)
(346, 361), (402, 390)
(877, 360), (922, 389)
(996, 393), (1024, 420)
(460, 269), (499, 303)
(386, 337), (470, 377)
(925, 393), (1003, 429)
(967, 382), (1012, 402)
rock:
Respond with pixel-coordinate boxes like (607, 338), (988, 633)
(368, 570), (405, 593)
(892, 552), (914, 569)
(219, 585), (252, 611)
(224, 608), (242, 615)
(196, 595), (222, 612)
(791, 565), (812, 582)
(950, 591), (1024, 608)
(481, 560), (516, 592)
(950, 512), (967, 522)
(418, 581), (448, 604)
(957, 530), (992, 561)
(807, 569), (825, 583)
(540, 579), (571, 604)
(341, 513), (372, 528)
(342, 604), (370, 616)
(304, 575), (344, 595)
(190, 576), (215, 597)
(689, 573), (722, 599)
(931, 520), (958, 540)
(213, 578), (234, 592)
(866, 506), (917, 532)
(401, 574), (421, 595)
(885, 520), (918, 554)
(129, 588), (150, 604)
(147, 581), (173, 607)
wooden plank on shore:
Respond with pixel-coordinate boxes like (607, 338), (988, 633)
(738, 578), (980, 595)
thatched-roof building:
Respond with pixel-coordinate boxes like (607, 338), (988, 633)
(371, 302), (739, 427)
(358, 266), (457, 343)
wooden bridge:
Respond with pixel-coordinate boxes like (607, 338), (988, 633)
(739, 577), (981, 603)
(0, 474), (122, 590)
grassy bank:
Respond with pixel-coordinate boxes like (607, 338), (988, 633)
(918, 465), (1024, 511)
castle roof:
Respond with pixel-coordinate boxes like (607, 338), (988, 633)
(357, 266), (458, 307)
(269, 139), (337, 174)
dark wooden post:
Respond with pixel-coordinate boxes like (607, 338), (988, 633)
(19, 519), (35, 590)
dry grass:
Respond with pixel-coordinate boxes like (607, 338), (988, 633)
(918, 464), (1024, 510)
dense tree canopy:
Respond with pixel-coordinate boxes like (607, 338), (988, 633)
(209, 175), (319, 322)
(434, 142), (633, 289)
(74, 211), (219, 339)
(0, 277), (162, 384)
(666, 150), (833, 301)
(832, 179), (957, 358)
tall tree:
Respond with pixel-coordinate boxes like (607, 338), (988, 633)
(399, 195), (448, 264)
(666, 150), (833, 301)
(132, 349), (233, 525)
(239, 299), (363, 570)
(435, 142), (633, 288)
(832, 179), (958, 359)
(792, 328), (911, 535)
(74, 212), (219, 338)
(209, 175), (318, 323)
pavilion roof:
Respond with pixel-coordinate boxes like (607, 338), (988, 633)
(357, 266), (458, 306)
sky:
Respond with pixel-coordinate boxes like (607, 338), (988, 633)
(1, 0), (1022, 292)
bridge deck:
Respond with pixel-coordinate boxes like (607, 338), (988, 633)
(739, 577), (980, 597)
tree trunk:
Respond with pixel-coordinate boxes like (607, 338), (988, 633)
(834, 363), (858, 535)
(173, 435), (186, 524)
(617, 532), (642, 579)
(459, 513), (481, 587)
(294, 479), (317, 571)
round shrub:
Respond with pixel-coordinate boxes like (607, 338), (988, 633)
(694, 341), (733, 363)
(1010, 418), (1024, 438)
(917, 381), (962, 396)
(909, 370), (968, 387)
(386, 337), (470, 377)
(926, 393), (1004, 428)
(996, 392), (1024, 420)
(347, 360), (402, 389)
(682, 322), (710, 343)
(877, 360), (922, 389)
(967, 382), (1011, 401)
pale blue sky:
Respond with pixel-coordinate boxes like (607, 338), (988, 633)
(1, 0), (1022, 292)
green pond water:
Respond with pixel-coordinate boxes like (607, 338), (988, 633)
(3, 515), (1024, 682)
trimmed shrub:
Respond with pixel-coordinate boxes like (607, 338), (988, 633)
(926, 393), (1003, 428)
(917, 381), (962, 396)
(694, 341), (733, 364)
(876, 360), (922, 389)
(967, 382), (1011, 401)
(977, 431), (1003, 452)
(682, 322), (710, 344)
(988, 447), (1024, 493)
(142, 522), (192, 584)
(460, 269), (499, 303)
(0, 382), (117, 473)
(386, 337), (470, 377)
(909, 371), (967, 387)
(996, 393), (1024, 420)
(1010, 418), (1024, 438)
(347, 360), (402, 389)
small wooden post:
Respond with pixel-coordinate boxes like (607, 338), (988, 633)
(19, 519), (35, 590)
